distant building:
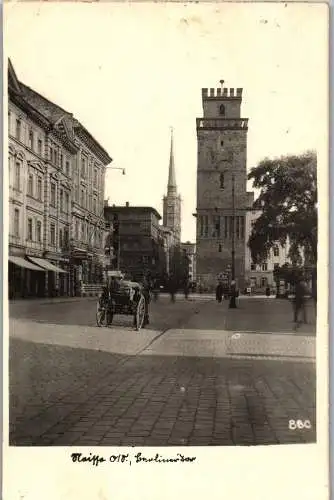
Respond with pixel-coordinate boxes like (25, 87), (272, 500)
(181, 242), (196, 282)
(104, 203), (166, 282)
(163, 128), (181, 246)
(159, 225), (174, 275)
(195, 80), (254, 290)
(8, 59), (112, 298)
(245, 210), (290, 293)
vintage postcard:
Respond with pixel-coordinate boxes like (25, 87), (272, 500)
(3, 2), (329, 499)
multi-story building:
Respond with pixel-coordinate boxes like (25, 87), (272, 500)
(104, 203), (166, 282)
(244, 210), (291, 293)
(195, 80), (254, 290)
(163, 129), (181, 246)
(159, 225), (175, 276)
(180, 242), (196, 282)
(8, 59), (112, 298)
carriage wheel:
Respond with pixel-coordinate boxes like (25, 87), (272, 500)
(135, 295), (146, 331)
(96, 302), (105, 327)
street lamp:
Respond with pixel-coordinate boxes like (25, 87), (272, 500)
(229, 173), (237, 309)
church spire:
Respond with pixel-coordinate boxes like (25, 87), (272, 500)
(167, 127), (177, 193)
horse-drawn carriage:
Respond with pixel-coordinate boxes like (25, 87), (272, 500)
(96, 271), (147, 331)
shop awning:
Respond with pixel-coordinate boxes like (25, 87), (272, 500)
(27, 257), (68, 274)
(9, 255), (45, 271)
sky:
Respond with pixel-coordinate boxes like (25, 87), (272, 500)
(4, 2), (327, 242)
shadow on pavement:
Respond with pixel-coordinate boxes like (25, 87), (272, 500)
(9, 337), (316, 447)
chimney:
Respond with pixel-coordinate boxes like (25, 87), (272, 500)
(104, 199), (109, 207)
(125, 201), (129, 207)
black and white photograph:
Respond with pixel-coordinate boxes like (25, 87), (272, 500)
(3, 1), (328, 498)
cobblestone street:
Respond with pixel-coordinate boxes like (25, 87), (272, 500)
(9, 296), (316, 446)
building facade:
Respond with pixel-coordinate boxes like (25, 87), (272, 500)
(163, 129), (181, 246)
(8, 60), (111, 298)
(181, 242), (196, 282)
(195, 80), (254, 290)
(159, 225), (175, 276)
(104, 203), (166, 282)
(244, 210), (291, 293)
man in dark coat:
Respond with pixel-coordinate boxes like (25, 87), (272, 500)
(141, 276), (151, 326)
(216, 282), (223, 303)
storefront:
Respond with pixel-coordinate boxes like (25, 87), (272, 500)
(8, 255), (45, 299)
(26, 256), (68, 297)
(70, 247), (105, 296)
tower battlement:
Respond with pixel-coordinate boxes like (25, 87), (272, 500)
(202, 85), (243, 99)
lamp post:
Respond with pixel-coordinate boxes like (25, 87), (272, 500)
(229, 173), (237, 309)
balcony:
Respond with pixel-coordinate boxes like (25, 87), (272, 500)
(196, 118), (248, 131)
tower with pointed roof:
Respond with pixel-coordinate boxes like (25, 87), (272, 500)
(163, 128), (181, 245)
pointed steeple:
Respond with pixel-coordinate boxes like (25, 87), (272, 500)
(167, 127), (177, 194)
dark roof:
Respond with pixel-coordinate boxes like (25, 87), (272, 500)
(104, 206), (162, 220)
(8, 59), (112, 164)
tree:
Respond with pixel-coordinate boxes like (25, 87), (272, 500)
(247, 151), (317, 295)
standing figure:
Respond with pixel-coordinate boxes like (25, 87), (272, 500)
(216, 282), (223, 303)
(141, 276), (151, 326)
(184, 280), (190, 300)
(293, 279), (307, 325)
(169, 275), (177, 303)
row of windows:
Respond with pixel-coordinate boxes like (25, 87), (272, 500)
(49, 141), (71, 175)
(199, 215), (245, 239)
(10, 159), (71, 214)
(249, 277), (269, 288)
(250, 261), (280, 272)
(13, 209), (70, 247)
(10, 114), (44, 155)
(78, 188), (99, 214)
(80, 157), (101, 187)
(74, 220), (102, 247)
(10, 114), (102, 183)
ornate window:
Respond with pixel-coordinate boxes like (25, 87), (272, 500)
(15, 119), (21, 141)
(28, 174), (33, 196)
(38, 139), (42, 155)
(29, 130), (34, 150)
(50, 183), (56, 206)
(65, 192), (69, 213)
(15, 161), (21, 190)
(273, 246), (279, 257)
(212, 215), (221, 238)
(50, 223), (56, 245)
(219, 104), (225, 116)
(37, 178), (42, 200)
(60, 189), (64, 212)
(36, 221), (42, 243)
(14, 209), (19, 236)
(27, 218), (33, 241)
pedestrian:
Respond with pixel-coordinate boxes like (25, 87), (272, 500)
(184, 280), (190, 300)
(216, 282), (223, 303)
(141, 276), (151, 326)
(293, 279), (307, 326)
(169, 275), (176, 303)
(265, 286), (270, 297)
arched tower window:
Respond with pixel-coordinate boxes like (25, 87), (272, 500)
(220, 173), (225, 189)
(219, 104), (225, 116)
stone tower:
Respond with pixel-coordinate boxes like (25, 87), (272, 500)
(195, 80), (254, 289)
(163, 128), (181, 245)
